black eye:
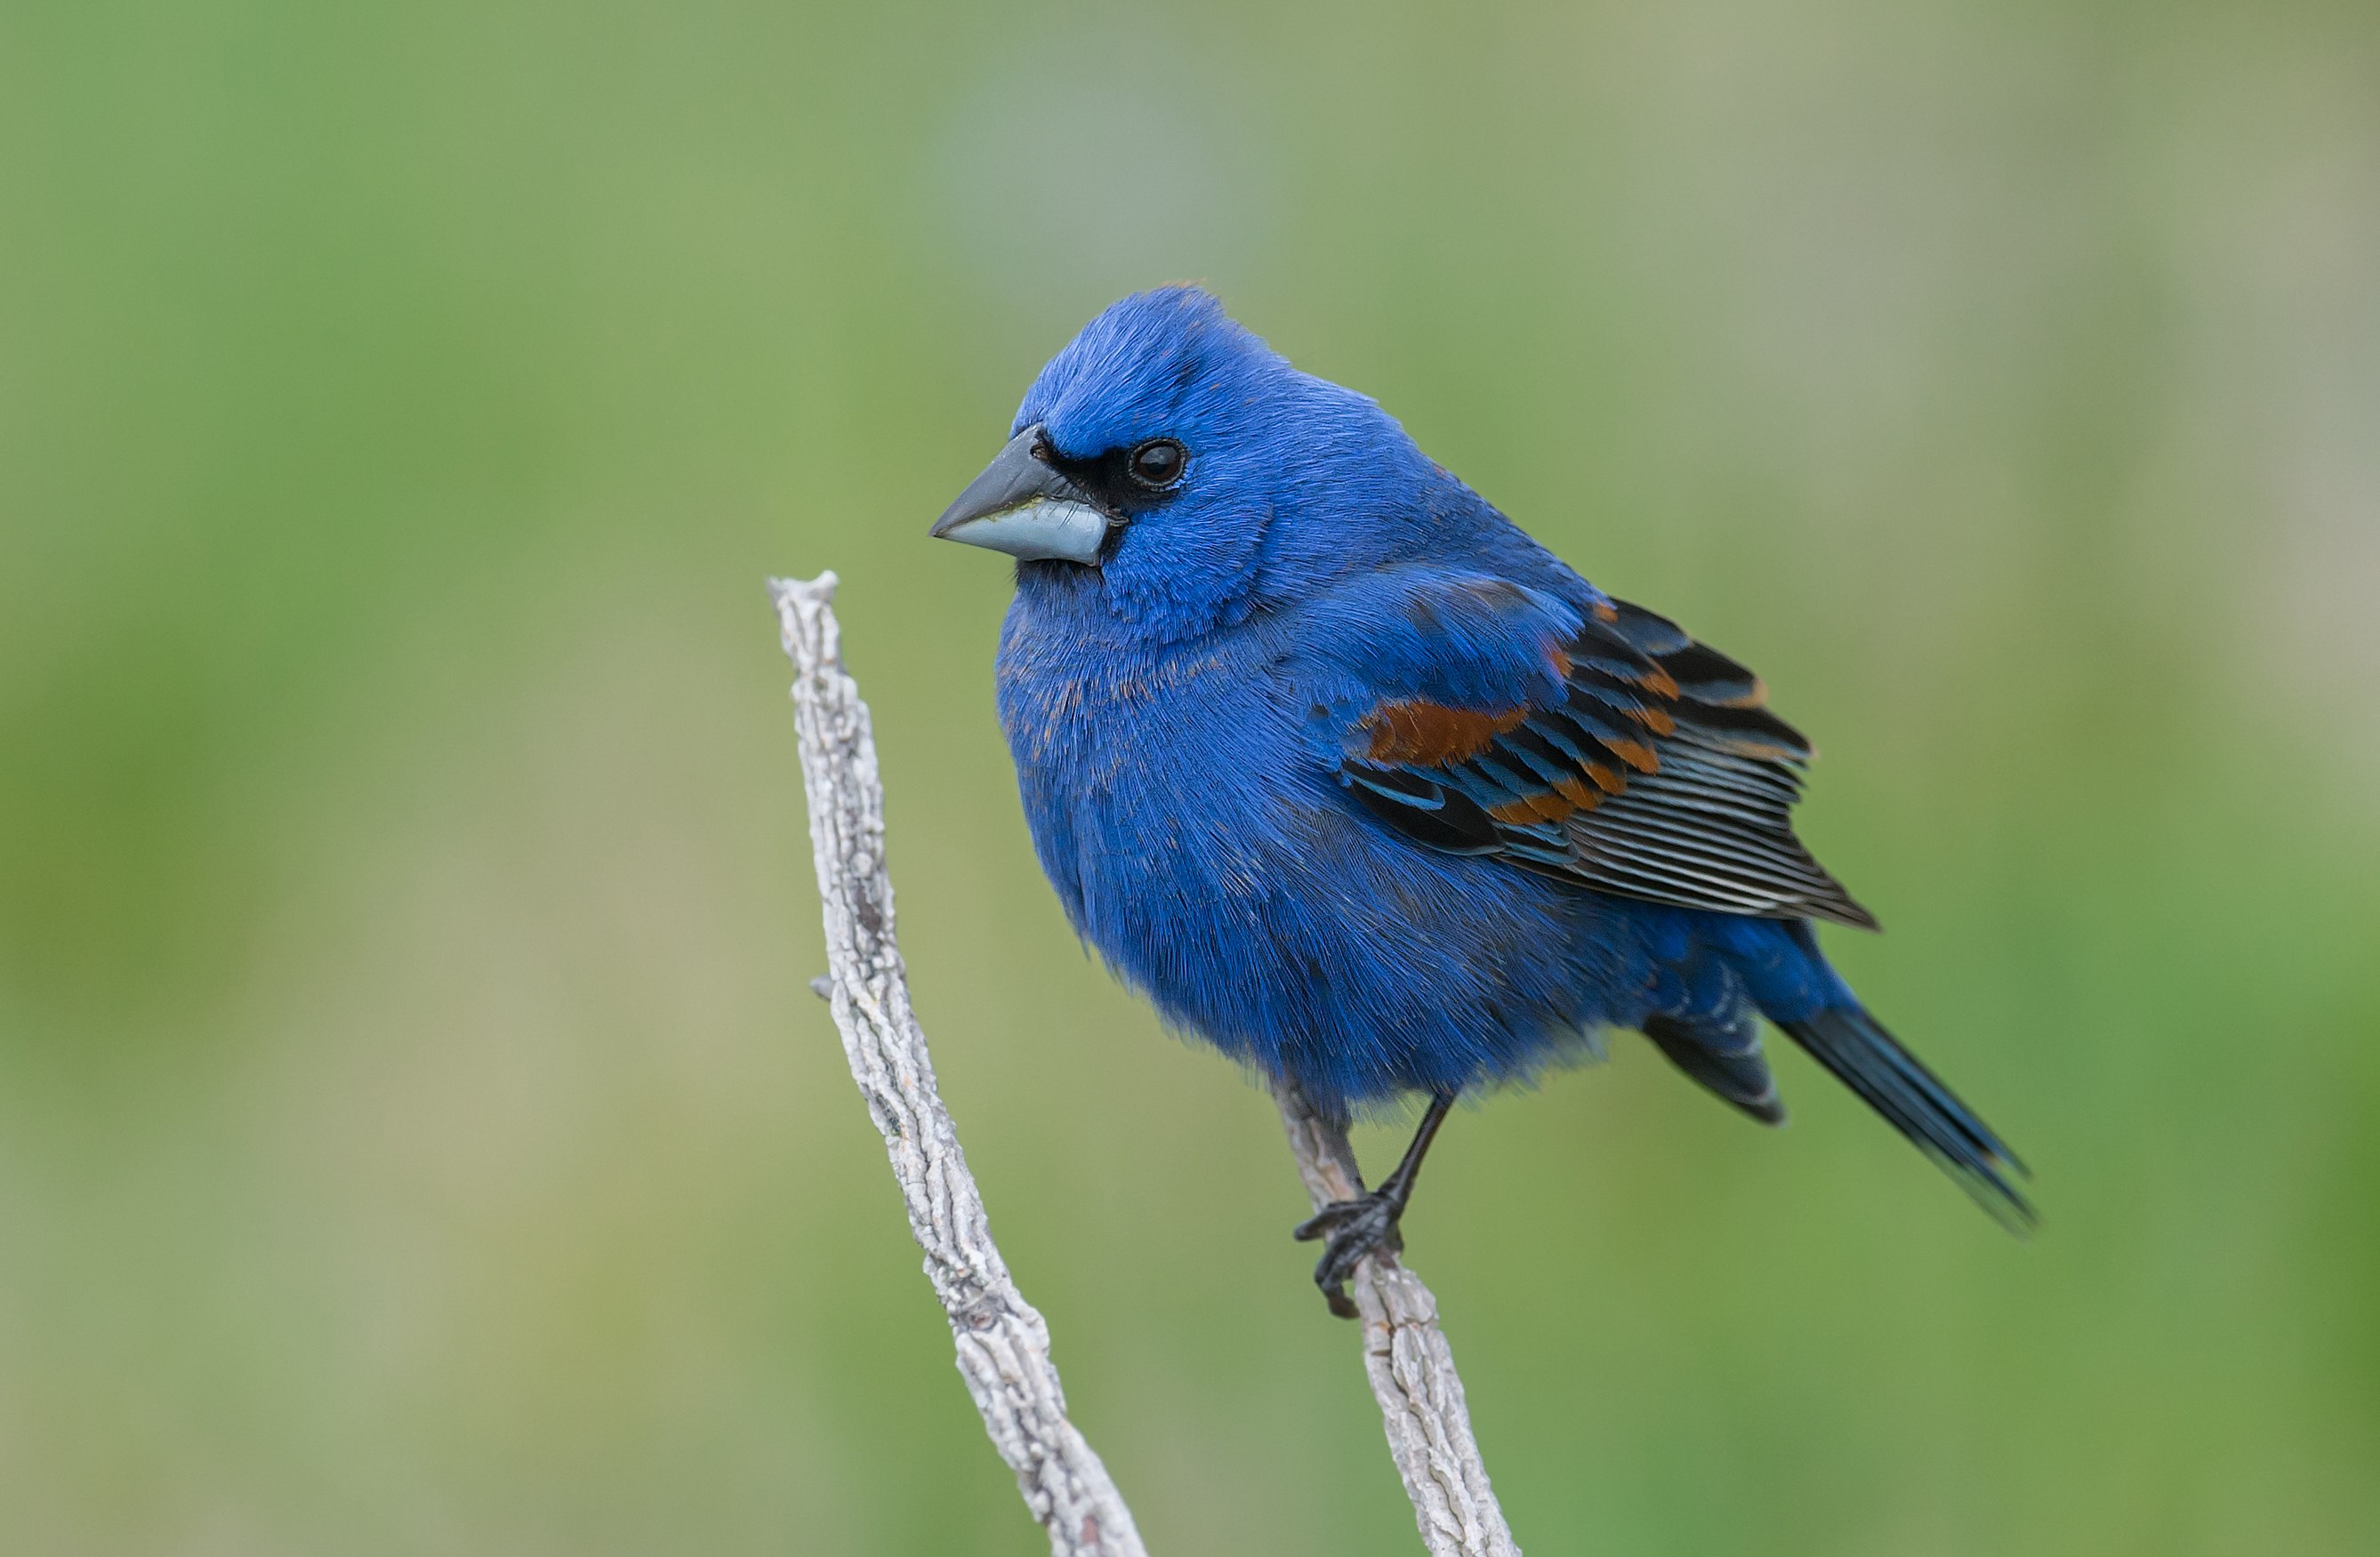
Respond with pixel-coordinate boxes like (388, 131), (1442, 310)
(1127, 438), (1187, 490)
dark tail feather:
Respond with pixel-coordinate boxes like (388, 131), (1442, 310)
(1778, 1006), (2034, 1231)
(1643, 1014), (1788, 1125)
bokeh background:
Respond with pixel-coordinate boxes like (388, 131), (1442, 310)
(4, 1), (2378, 1552)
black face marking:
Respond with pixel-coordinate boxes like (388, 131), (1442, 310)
(1038, 436), (1193, 518)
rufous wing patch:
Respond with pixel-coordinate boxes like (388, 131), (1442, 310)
(1603, 737), (1661, 774)
(1363, 701), (1530, 766)
(1488, 791), (1578, 825)
(1551, 774), (1601, 808)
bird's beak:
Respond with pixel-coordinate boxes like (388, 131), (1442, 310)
(929, 425), (1113, 565)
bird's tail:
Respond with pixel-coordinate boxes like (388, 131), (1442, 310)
(1775, 1002), (2033, 1230)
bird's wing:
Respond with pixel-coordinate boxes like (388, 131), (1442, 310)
(1338, 595), (1877, 929)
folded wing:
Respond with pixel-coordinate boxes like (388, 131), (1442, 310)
(1342, 598), (1877, 929)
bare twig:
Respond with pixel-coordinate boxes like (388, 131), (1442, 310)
(772, 573), (1146, 1557)
(1275, 1082), (1520, 1556)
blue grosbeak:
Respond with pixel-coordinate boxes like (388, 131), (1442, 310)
(934, 286), (2027, 1316)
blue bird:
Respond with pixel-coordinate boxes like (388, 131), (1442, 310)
(933, 285), (2028, 1316)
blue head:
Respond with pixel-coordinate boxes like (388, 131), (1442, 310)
(932, 286), (1453, 641)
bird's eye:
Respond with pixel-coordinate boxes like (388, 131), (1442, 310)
(1127, 438), (1187, 490)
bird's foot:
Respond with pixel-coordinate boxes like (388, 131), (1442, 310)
(1293, 1190), (1407, 1320)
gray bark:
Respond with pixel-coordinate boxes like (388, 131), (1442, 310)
(773, 573), (1145, 1556)
(1273, 1082), (1520, 1555)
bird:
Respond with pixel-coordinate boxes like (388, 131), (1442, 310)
(931, 285), (2029, 1317)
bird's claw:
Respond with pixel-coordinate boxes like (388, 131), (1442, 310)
(1293, 1192), (1406, 1320)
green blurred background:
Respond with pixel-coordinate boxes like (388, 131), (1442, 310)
(4, 1), (2377, 1552)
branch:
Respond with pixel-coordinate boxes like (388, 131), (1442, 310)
(771, 573), (1146, 1557)
(1274, 1081), (1520, 1556)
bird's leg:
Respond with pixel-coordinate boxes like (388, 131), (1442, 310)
(1293, 1091), (1455, 1319)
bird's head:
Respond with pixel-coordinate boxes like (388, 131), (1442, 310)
(932, 285), (1440, 640)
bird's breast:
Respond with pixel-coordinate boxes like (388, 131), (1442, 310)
(993, 614), (1306, 927)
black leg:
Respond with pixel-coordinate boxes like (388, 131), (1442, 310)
(1293, 1092), (1455, 1319)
